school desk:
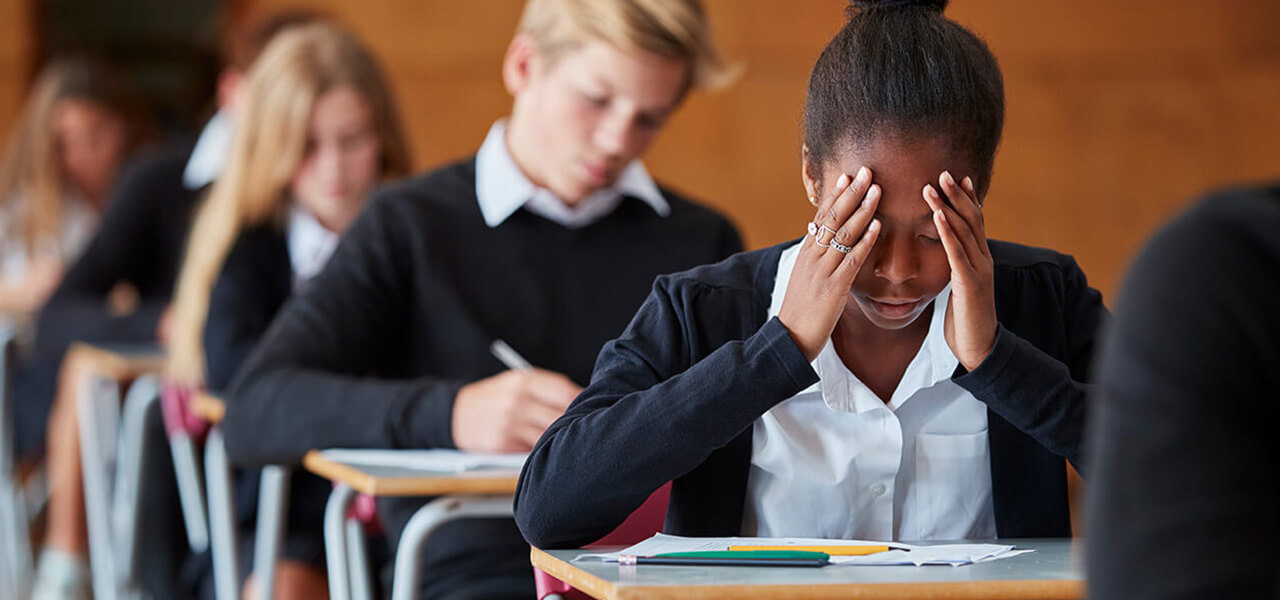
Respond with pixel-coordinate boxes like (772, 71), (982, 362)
(303, 450), (519, 600)
(530, 538), (1083, 600)
(67, 342), (165, 600)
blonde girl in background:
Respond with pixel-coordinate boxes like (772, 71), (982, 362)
(167, 21), (411, 600)
(0, 58), (142, 318)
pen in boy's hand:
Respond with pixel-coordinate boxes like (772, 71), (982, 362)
(490, 339), (532, 370)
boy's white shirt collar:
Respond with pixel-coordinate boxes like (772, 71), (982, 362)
(183, 111), (233, 190)
(474, 120), (669, 228)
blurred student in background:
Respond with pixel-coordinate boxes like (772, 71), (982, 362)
(22, 12), (319, 600)
(0, 58), (142, 323)
(168, 22), (411, 600)
(224, 0), (742, 597)
(1087, 186), (1280, 599)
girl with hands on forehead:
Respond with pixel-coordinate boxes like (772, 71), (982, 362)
(516, 0), (1109, 550)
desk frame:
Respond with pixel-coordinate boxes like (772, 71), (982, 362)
(304, 451), (518, 600)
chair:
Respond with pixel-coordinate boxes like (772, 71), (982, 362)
(534, 482), (671, 600)
(0, 320), (36, 599)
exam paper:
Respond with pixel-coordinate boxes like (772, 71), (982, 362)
(575, 534), (1033, 566)
(320, 449), (526, 473)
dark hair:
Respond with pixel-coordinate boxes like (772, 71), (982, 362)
(804, 0), (1004, 197)
(222, 10), (328, 71)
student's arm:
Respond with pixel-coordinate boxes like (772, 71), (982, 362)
(1087, 192), (1280, 600)
(515, 277), (818, 549)
(202, 230), (290, 392)
(34, 153), (176, 353)
(951, 255), (1106, 473)
(223, 195), (466, 466)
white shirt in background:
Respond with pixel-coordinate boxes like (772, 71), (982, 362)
(182, 111), (233, 190)
(474, 120), (669, 229)
(286, 205), (339, 289)
(743, 243), (996, 542)
(0, 192), (98, 282)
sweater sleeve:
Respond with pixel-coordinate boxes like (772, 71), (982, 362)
(515, 276), (818, 549)
(34, 152), (179, 355)
(223, 195), (465, 466)
(1086, 192), (1280, 600)
(952, 256), (1107, 473)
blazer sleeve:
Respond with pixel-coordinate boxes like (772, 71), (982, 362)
(203, 231), (289, 393)
(515, 276), (818, 549)
(222, 195), (467, 466)
(952, 255), (1108, 474)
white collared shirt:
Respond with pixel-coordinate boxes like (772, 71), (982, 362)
(742, 243), (996, 541)
(286, 205), (339, 289)
(474, 120), (669, 228)
(0, 191), (98, 281)
(182, 111), (232, 190)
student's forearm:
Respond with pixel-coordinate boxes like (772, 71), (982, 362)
(223, 368), (465, 466)
(516, 317), (817, 549)
(954, 325), (1088, 471)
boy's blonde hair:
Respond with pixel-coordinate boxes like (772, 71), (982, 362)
(517, 0), (737, 91)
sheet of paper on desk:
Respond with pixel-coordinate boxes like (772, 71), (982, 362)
(575, 534), (1033, 566)
(320, 449), (527, 473)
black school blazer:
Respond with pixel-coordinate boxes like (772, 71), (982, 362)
(516, 239), (1107, 548)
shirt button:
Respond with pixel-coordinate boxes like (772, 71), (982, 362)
(869, 483), (887, 496)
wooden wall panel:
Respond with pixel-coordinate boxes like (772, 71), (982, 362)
(0, 0), (32, 141)
(3, 0), (1273, 300)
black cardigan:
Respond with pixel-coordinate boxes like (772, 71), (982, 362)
(204, 224), (331, 537)
(515, 239), (1108, 548)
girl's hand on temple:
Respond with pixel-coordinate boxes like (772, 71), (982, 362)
(778, 166), (881, 361)
(924, 171), (998, 371)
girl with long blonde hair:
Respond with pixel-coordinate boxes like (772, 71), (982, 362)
(171, 22), (409, 599)
(0, 58), (141, 316)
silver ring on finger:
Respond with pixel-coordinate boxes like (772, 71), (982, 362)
(807, 222), (818, 237)
(821, 225), (839, 237)
(830, 240), (853, 253)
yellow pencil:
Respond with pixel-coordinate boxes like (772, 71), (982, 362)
(727, 545), (892, 556)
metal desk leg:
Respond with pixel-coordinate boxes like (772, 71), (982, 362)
(390, 495), (515, 600)
(205, 428), (240, 600)
(111, 375), (160, 595)
(169, 431), (209, 553)
(252, 465), (290, 600)
(323, 484), (357, 600)
(77, 373), (121, 600)
(345, 517), (374, 600)
(0, 324), (32, 600)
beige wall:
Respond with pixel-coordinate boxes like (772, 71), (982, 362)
(7, 0), (1280, 300)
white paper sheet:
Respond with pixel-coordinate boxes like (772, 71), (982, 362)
(575, 533), (1033, 567)
(320, 449), (526, 473)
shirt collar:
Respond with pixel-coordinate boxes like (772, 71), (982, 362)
(474, 120), (669, 228)
(768, 242), (959, 414)
(286, 205), (340, 286)
(182, 111), (232, 190)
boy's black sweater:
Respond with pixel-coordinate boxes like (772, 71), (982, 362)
(225, 158), (742, 597)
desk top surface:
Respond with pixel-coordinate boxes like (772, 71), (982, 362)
(191, 392), (225, 423)
(67, 342), (166, 379)
(531, 539), (1083, 600)
(302, 450), (519, 497)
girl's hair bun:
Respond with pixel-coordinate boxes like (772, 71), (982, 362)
(849, 0), (948, 13)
